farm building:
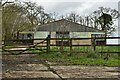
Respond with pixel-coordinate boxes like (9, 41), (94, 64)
(19, 19), (105, 45)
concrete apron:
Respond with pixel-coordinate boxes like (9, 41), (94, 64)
(3, 64), (60, 79)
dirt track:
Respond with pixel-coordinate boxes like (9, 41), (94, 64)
(2, 54), (120, 80)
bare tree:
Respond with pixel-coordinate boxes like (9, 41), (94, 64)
(48, 12), (58, 22)
(2, 3), (32, 45)
(23, 2), (44, 30)
(0, 1), (2, 42)
(1, 0), (14, 6)
(65, 12), (80, 23)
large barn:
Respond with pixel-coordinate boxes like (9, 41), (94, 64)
(19, 19), (105, 45)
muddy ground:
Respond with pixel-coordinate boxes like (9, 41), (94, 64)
(2, 53), (120, 80)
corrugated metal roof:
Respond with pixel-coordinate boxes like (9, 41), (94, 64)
(37, 19), (102, 32)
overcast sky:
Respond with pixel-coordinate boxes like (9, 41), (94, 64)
(23, 0), (119, 17)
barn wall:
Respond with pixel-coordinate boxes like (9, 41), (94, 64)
(72, 39), (91, 45)
(34, 31), (49, 39)
(19, 32), (34, 39)
(70, 32), (91, 38)
(34, 31), (104, 39)
(51, 32), (56, 38)
(70, 32), (104, 38)
(33, 31), (104, 45)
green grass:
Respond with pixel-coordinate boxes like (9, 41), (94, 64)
(4, 45), (120, 52)
(38, 52), (120, 66)
(51, 46), (120, 52)
(96, 46), (120, 52)
(3, 45), (119, 66)
(28, 47), (47, 53)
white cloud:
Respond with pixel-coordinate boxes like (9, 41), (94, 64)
(74, 2), (97, 16)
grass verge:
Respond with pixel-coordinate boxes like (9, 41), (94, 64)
(38, 52), (120, 66)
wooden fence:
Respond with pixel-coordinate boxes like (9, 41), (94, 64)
(3, 36), (120, 53)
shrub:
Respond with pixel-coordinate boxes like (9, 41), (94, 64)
(86, 48), (98, 58)
(86, 53), (98, 58)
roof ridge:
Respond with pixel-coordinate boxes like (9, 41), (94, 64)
(37, 19), (103, 32)
(60, 19), (102, 31)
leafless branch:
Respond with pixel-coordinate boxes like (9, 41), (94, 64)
(1, 0), (13, 6)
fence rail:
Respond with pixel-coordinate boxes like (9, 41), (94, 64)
(2, 37), (120, 41)
(2, 37), (120, 53)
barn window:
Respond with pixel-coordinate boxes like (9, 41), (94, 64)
(91, 34), (105, 41)
(56, 32), (70, 45)
(91, 34), (106, 45)
(27, 34), (32, 39)
(56, 32), (69, 38)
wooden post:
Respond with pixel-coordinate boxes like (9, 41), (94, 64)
(92, 36), (96, 51)
(47, 35), (50, 54)
(70, 38), (72, 53)
(17, 31), (19, 40)
(93, 37), (96, 51)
